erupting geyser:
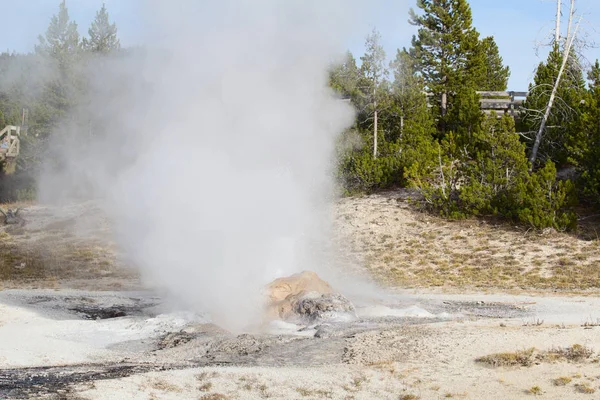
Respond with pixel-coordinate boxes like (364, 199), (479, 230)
(39, 0), (362, 331)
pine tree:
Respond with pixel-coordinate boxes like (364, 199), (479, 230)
(577, 60), (600, 206)
(35, 1), (84, 136)
(35, 0), (80, 69)
(390, 49), (437, 175)
(589, 59), (600, 87)
(407, 113), (576, 229)
(459, 115), (529, 216)
(476, 37), (510, 91)
(447, 86), (484, 147)
(335, 42), (431, 193)
(83, 4), (120, 54)
(329, 51), (361, 100)
(408, 0), (484, 131)
(390, 49), (428, 134)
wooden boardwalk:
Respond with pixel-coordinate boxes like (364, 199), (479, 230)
(0, 126), (21, 173)
(477, 91), (528, 117)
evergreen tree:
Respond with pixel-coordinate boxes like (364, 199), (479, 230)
(35, 0), (80, 69)
(35, 1), (84, 137)
(329, 51), (361, 100)
(407, 113), (576, 230)
(577, 60), (600, 206)
(459, 115), (529, 217)
(390, 49), (428, 136)
(334, 44), (435, 193)
(589, 59), (600, 87)
(83, 4), (121, 54)
(408, 0), (484, 132)
(390, 49), (437, 176)
(446, 85), (484, 147)
(516, 161), (576, 231)
(476, 36), (510, 91)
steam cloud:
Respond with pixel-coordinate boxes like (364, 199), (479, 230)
(40, 0), (360, 331)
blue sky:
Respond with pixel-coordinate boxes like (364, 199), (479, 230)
(0, 0), (598, 90)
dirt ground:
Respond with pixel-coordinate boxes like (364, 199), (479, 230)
(1, 194), (600, 399)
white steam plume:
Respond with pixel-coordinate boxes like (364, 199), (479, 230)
(40, 0), (361, 331)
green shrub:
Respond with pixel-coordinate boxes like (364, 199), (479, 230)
(407, 115), (577, 230)
(515, 161), (577, 231)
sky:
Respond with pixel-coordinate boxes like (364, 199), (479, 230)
(0, 0), (598, 90)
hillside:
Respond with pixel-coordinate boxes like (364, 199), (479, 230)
(335, 192), (600, 293)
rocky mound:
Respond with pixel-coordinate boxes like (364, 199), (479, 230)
(264, 271), (356, 323)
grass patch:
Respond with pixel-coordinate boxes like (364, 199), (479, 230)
(544, 344), (594, 362)
(341, 197), (600, 292)
(476, 345), (595, 368)
(527, 386), (543, 396)
(552, 376), (572, 386)
(295, 388), (333, 398)
(475, 348), (536, 367)
(574, 383), (596, 394)
(0, 231), (135, 288)
(149, 378), (182, 392)
(199, 395), (230, 400)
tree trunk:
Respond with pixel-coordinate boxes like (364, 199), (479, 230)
(373, 107), (378, 159)
(400, 115), (404, 137)
(441, 92), (447, 116)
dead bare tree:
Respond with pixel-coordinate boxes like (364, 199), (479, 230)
(529, 0), (582, 168)
(360, 29), (388, 159)
(555, 0), (562, 43)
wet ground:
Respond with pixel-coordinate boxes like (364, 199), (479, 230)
(0, 289), (543, 399)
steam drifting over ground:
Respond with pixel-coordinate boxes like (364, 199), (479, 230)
(39, 1), (360, 331)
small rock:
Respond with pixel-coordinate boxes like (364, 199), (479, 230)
(157, 331), (195, 349)
(314, 324), (334, 338)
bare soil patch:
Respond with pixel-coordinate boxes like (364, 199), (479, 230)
(0, 202), (138, 290)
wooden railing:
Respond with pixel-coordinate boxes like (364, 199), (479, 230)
(0, 125), (21, 162)
(477, 91), (528, 117)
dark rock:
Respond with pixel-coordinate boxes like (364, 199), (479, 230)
(314, 324), (334, 338)
(294, 292), (356, 323)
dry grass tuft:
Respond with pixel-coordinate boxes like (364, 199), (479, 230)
(476, 345), (594, 368)
(366, 360), (396, 374)
(400, 395), (420, 400)
(149, 378), (182, 392)
(543, 344), (594, 363)
(574, 383), (596, 394)
(295, 387), (333, 398)
(552, 376), (572, 386)
(476, 348), (536, 367)
(527, 386), (543, 396)
(199, 394), (230, 400)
